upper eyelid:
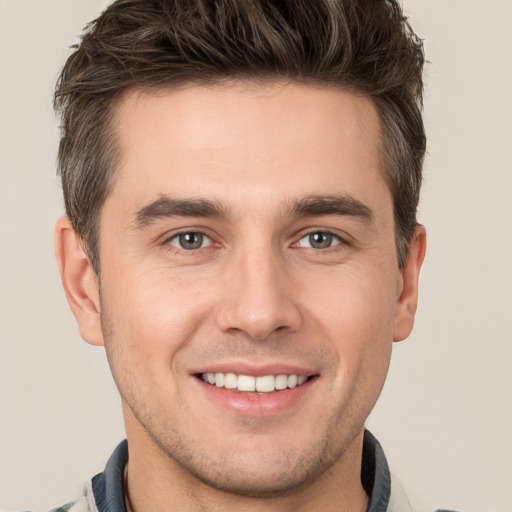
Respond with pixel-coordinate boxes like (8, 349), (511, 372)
(162, 228), (214, 243)
(296, 230), (344, 247)
(168, 230), (212, 242)
(163, 230), (216, 253)
(167, 230), (211, 240)
(295, 228), (349, 244)
(299, 229), (341, 238)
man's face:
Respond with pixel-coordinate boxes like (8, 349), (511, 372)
(95, 83), (410, 494)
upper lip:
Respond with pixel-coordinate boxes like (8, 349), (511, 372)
(190, 361), (318, 377)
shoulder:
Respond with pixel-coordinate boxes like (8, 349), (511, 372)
(47, 480), (97, 512)
(388, 472), (462, 512)
(387, 472), (413, 512)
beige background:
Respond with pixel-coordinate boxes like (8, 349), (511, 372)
(1, 1), (511, 511)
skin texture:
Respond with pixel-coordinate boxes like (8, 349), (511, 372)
(55, 82), (426, 512)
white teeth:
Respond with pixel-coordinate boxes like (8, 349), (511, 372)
(256, 375), (275, 392)
(224, 372), (238, 389)
(200, 372), (310, 393)
(275, 374), (288, 390)
(287, 375), (298, 388)
(237, 375), (256, 392)
(215, 372), (224, 387)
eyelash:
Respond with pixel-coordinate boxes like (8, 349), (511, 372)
(296, 230), (346, 250)
(164, 230), (214, 252)
(163, 228), (348, 254)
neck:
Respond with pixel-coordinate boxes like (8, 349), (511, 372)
(124, 425), (368, 512)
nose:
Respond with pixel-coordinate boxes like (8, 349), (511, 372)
(215, 245), (302, 340)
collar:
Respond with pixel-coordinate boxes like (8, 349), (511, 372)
(362, 429), (392, 512)
(91, 440), (128, 512)
(91, 429), (391, 512)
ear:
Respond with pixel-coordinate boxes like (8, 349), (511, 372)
(54, 216), (105, 346)
(393, 225), (427, 342)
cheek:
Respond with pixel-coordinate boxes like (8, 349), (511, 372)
(303, 267), (396, 376)
(307, 264), (396, 333)
(101, 267), (212, 365)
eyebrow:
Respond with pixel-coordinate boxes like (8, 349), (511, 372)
(133, 195), (229, 229)
(132, 193), (374, 230)
(288, 195), (374, 222)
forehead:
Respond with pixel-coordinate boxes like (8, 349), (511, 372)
(109, 82), (387, 216)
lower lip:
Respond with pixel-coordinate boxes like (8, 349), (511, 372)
(194, 376), (317, 417)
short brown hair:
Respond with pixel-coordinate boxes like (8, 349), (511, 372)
(54, 0), (425, 272)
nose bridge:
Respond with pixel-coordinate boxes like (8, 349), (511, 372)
(216, 236), (301, 340)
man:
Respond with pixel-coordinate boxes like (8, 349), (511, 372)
(51, 0), (432, 511)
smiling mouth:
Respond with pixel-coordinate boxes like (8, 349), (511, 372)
(197, 372), (314, 393)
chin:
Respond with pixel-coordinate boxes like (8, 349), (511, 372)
(154, 430), (349, 498)
(180, 458), (326, 498)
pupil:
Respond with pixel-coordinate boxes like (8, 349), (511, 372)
(310, 232), (332, 249)
(179, 232), (203, 249)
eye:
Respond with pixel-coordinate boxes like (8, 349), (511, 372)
(297, 231), (342, 249)
(167, 231), (212, 250)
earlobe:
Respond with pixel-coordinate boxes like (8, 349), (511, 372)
(393, 225), (427, 342)
(54, 216), (105, 346)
